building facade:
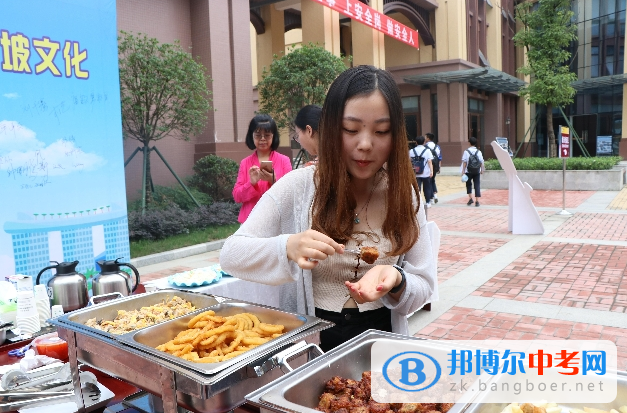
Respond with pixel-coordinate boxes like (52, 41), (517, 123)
(119, 0), (627, 196)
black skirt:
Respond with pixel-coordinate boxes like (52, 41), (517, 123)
(314, 306), (392, 352)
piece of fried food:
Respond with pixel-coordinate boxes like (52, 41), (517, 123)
(359, 246), (379, 264)
(155, 311), (285, 363)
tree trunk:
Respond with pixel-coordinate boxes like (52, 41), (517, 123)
(546, 102), (557, 158)
(143, 141), (154, 204)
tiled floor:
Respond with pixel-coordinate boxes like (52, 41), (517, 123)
(437, 235), (509, 283)
(471, 242), (627, 312)
(428, 207), (551, 234)
(414, 307), (627, 369)
(448, 189), (594, 208)
(549, 212), (627, 241)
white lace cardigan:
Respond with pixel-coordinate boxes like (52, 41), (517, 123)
(220, 166), (436, 335)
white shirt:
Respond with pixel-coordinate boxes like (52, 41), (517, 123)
(220, 166), (436, 335)
(426, 141), (441, 160)
(461, 146), (484, 174)
(409, 145), (433, 178)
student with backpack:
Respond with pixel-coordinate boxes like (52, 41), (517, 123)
(425, 133), (441, 204)
(409, 135), (434, 208)
(461, 136), (484, 207)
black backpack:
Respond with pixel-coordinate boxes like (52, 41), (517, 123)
(428, 144), (440, 174)
(411, 148), (428, 175)
(466, 148), (482, 174)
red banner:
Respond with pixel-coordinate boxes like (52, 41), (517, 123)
(313, 0), (420, 49)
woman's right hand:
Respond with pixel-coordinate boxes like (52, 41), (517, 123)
(249, 166), (261, 185)
(286, 229), (344, 269)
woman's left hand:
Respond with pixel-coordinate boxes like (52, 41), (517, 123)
(344, 265), (401, 304)
(259, 169), (274, 182)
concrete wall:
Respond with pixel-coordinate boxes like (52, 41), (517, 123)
(482, 168), (627, 191)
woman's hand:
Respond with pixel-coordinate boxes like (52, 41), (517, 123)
(249, 166), (261, 185)
(345, 265), (402, 304)
(259, 169), (274, 182)
(286, 229), (344, 269)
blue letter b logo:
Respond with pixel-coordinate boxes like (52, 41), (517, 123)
(399, 358), (426, 386)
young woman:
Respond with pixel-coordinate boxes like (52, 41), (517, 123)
(293, 105), (322, 166)
(232, 114), (292, 223)
(221, 66), (436, 351)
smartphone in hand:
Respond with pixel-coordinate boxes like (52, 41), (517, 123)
(260, 161), (273, 173)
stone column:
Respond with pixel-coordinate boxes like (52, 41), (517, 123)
(485, 1), (502, 70)
(301, 0), (341, 56)
(257, 4), (285, 82)
(351, 0), (385, 68)
(435, 0), (467, 61)
(437, 82), (468, 165)
(190, 0), (255, 163)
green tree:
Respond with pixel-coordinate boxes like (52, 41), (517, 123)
(257, 43), (348, 130)
(513, 0), (578, 158)
(118, 31), (212, 203)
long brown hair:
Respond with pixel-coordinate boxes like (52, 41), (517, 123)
(312, 65), (420, 256)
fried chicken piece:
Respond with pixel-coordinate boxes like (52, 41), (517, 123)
(318, 393), (336, 411)
(390, 404), (404, 411)
(416, 403), (438, 413)
(521, 404), (535, 413)
(368, 400), (390, 413)
(439, 403), (454, 413)
(426, 410), (441, 413)
(349, 407), (370, 413)
(359, 247), (379, 264)
(326, 376), (348, 393)
(330, 395), (352, 411)
(397, 403), (420, 413)
(333, 409), (349, 413)
(353, 385), (368, 400)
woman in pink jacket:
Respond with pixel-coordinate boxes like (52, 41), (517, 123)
(233, 114), (292, 223)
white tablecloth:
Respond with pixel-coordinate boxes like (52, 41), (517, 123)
(143, 276), (284, 308)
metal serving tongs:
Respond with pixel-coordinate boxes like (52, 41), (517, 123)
(1, 363), (71, 391)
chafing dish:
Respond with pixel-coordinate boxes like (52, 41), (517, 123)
(246, 329), (469, 413)
(117, 301), (322, 375)
(459, 372), (627, 413)
(54, 289), (221, 340)
(51, 294), (332, 413)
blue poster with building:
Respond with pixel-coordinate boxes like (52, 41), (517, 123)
(0, 0), (129, 285)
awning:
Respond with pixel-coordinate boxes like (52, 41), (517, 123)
(571, 74), (627, 94)
(403, 67), (527, 94)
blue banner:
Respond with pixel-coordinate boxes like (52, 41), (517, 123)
(0, 0), (129, 285)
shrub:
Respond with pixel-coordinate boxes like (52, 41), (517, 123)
(485, 156), (622, 171)
(128, 183), (212, 212)
(128, 202), (239, 241)
(189, 155), (239, 202)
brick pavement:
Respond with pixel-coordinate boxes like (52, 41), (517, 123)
(437, 235), (509, 283)
(428, 206), (551, 234)
(447, 189), (593, 208)
(413, 307), (627, 370)
(472, 242), (627, 312)
(549, 212), (627, 241)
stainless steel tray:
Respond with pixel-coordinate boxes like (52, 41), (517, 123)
(460, 372), (627, 413)
(54, 289), (222, 340)
(246, 329), (468, 413)
(116, 300), (322, 376)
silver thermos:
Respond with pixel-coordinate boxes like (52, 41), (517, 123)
(36, 261), (89, 313)
(93, 258), (140, 297)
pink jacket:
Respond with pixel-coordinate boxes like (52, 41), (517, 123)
(232, 151), (293, 223)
